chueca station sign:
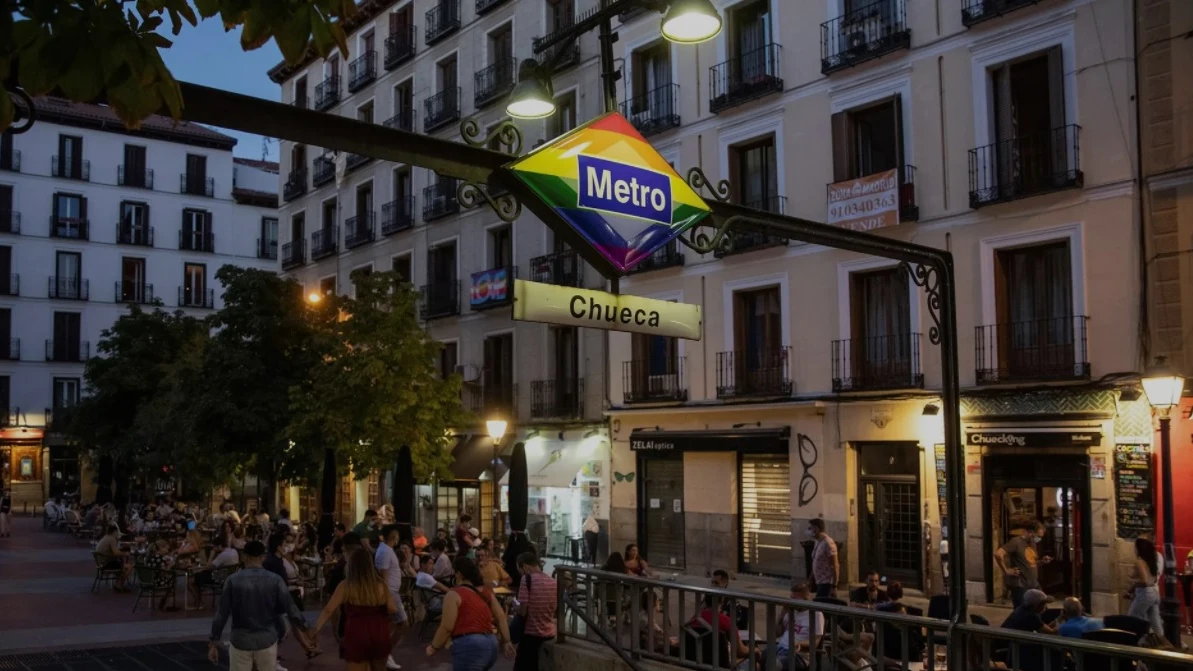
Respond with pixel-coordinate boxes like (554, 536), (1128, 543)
(513, 280), (702, 340)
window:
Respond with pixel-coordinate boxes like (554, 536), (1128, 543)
(327, 54), (339, 80)
(483, 333), (514, 410)
(295, 76), (308, 106)
(52, 312), (81, 361)
(351, 265), (373, 296)
(322, 199), (337, 231)
(291, 144), (307, 173)
(394, 80), (414, 117)
(0, 375), (8, 416)
(428, 241), (457, 283)
(122, 145), (147, 187)
(552, 325), (578, 384)
(319, 276), (337, 297)
(393, 168), (411, 202)
(632, 42), (671, 102)
(547, 0), (575, 31)
(633, 332), (678, 377)
(832, 96), (902, 182)
(184, 153), (207, 194)
(183, 263), (207, 305)
(731, 136), (778, 210)
(489, 226), (512, 268)
(52, 193), (86, 237)
(53, 377), (81, 411)
(390, 5), (413, 36)
(120, 201), (150, 244)
(0, 184), (13, 232)
(363, 30), (375, 54)
(438, 341), (458, 379)
(356, 182), (373, 220)
(57, 135), (83, 179)
(488, 23), (513, 63)
(990, 47), (1068, 193)
(55, 252), (81, 298)
(120, 257), (147, 303)
(548, 91), (577, 138)
(0, 307), (10, 354)
(0, 131), (13, 171)
(392, 255), (412, 284)
(357, 100), (374, 124)
(290, 212), (305, 244)
(848, 267), (911, 386)
(437, 55), (458, 92)
(182, 209), (212, 251)
(0, 246), (10, 294)
(734, 286), (782, 365)
(260, 217), (278, 256)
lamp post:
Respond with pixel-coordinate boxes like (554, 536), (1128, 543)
(486, 418), (508, 538)
(1140, 355), (1185, 647)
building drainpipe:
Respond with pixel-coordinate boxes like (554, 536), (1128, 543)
(1133, 0), (1150, 364)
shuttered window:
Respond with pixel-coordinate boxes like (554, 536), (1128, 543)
(740, 454), (791, 576)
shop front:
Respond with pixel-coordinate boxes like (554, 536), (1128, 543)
(416, 434), (502, 539)
(1, 427), (47, 509)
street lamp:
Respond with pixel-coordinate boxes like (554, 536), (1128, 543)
(660, 0), (722, 44)
(307, 290), (322, 304)
(505, 60), (556, 119)
(486, 418), (508, 537)
(1140, 355), (1185, 647)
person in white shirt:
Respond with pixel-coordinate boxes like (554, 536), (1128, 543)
(414, 554), (449, 618)
(373, 525), (410, 671)
(210, 543), (241, 569)
(429, 540), (453, 580)
(582, 512), (600, 564)
(773, 582), (824, 667)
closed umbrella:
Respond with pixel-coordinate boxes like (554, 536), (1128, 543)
(318, 447), (336, 549)
(393, 446), (414, 545)
(503, 442), (535, 588)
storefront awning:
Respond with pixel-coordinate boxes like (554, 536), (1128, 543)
(450, 435), (507, 482)
(500, 439), (604, 488)
(629, 427), (790, 453)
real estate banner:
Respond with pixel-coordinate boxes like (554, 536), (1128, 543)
(512, 279), (702, 340)
(827, 168), (899, 231)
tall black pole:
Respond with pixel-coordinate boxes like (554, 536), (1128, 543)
(597, 17), (618, 114)
(1159, 415), (1181, 646)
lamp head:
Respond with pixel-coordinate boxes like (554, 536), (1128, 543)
(307, 291), (323, 304)
(506, 59), (555, 119)
(1141, 356), (1185, 410)
(486, 419), (508, 442)
(661, 0), (722, 44)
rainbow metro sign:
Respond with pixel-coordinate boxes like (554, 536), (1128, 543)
(500, 112), (711, 276)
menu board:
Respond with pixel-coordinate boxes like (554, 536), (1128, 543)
(934, 444), (948, 524)
(1114, 444), (1154, 539)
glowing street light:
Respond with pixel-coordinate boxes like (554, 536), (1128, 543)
(660, 0), (722, 44)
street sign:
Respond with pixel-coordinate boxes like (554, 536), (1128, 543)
(504, 113), (711, 275)
(512, 279), (702, 340)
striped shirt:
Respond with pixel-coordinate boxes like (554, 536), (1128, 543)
(516, 571), (557, 638)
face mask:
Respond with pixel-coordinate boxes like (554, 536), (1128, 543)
(807, 529), (816, 538)
(283, 544), (295, 554)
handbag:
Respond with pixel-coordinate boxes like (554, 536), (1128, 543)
(508, 574), (530, 644)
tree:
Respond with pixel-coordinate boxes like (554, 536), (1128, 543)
(0, 0), (356, 130)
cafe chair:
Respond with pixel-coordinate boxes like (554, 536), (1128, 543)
(417, 588), (444, 641)
(680, 620), (734, 670)
(92, 553), (122, 592)
(1101, 615), (1150, 642)
(1081, 629), (1140, 671)
(132, 565), (175, 613)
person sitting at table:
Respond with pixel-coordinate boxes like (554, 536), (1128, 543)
(82, 504), (103, 530)
(689, 581), (756, 666)
(1001, 589), (1057, 634)
(434, 527), (456, 555)
(415, 554), (450, 619)
(221, 502), (241, 525)
(275, 507), (294, 532)
(177, 527), (206, 566)
(264, 531), (304, 608)
(875, 581), (905, 613)
(189, 536), (241, 609)
(1057, 597), (1103, 638)
(327, 522), (347, 558)
(229, 525), (247, 551)
(624, 544), (654, 577)
(216, 519), (235, 548)
(476, 548), (512, 587)
(429, 540), (454, 581)
(144, 538), (179, 609)
(411, 526), (429, 553)
(96, 524), (133, 591)
(850, 569), (889, 609)
(297, 522), (318, 557)
(398, 543), (419, 579)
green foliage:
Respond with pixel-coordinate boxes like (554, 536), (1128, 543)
(0, 0), (355, 130)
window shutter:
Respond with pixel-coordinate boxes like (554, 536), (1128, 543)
(71, 138), (82, 177)
(79, 196), (87, 223)
(1046, 46), (1067, 174)
(52, 193), (60, 220)
(890, 93), (904, 175)
(831, 111), (851, 183)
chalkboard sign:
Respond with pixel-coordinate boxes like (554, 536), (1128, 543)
(1114, 444), (1154, 539)
(934, 444), (948, 521)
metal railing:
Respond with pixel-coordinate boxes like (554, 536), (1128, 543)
(179, 286), (214, 309)
(716, 346), (792, 398)
(0, 338), (17, 361)
(899, 164), (918, 221)
(179, 229), (214, 252)
(52, 156), (90, 181)
(45, 339), (90, 362)
(975, 315), (1090, 384)
(344, 213), (375, 249)
(627, 241), (684, 274)
(283, 168), (307, 201)
(530, 378), (584, 419)
(314, 75), (341, 111)
(962, 0), (1042, 27)
(821, 0), (910, 74)
(115, 281), (154, 304)
(709, 44), (783, 114)
(312, 156), (336, 187)
(117, 224), (153, 246)
(384, 25), (416, 69)
(48, 277), (89, 300)
(622, 83), (681, 137)
(346, 152), (373, 170)
(424, 87), (461, 132)
(832, 333), (923, 392)
(180, 174), (214, 197)
(422, 180), (459, 221)
(475, 58), (518, 108)
(118, 165), (153, 189)
(0, 209), (19, 234)
(464, 379), (517, 416)
(0, 274), (17, 296)
(420, 280), (460, 319)
(381, 197), (415, 235)
(476, 0), (509, 15)
(425, 0), (461, 45)
(530, 249), (583, 287)
(384, 108), (417, 133)
(622, 358), (687, 403)
(281, 240), (306, 270)
(257, 238), (278, 260)
(311, 226), (339, 260)
(50, 216), (89, 240)
(348, 51), (377, 92)
(0, 149), (19, 172)
(969, 125), (1083, 208)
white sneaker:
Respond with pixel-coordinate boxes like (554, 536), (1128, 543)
(386, 655), (401, 670)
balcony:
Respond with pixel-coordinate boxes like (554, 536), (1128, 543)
(384, 25), (416, 70)
(530, 249), (582, 287)
(0, 210), (19, 234)
(962, 0), (1043, 27)
(314, 76), (341, 111)
(346, 152), (373, 171)
(422, 180), (459, 221)
(292, 96), (309, 110)
(382, 197), (416, 235)
(626, 241), (684, 275)
(469, 266), (514, 311)
(466, 379), (517, 416)
(709, 44), (783, 114)
(0, 150), (19, 172)
(180, 174), (214, 197)
(118, 165), (153, 189)
(45, 340), (90, 363)
(425, 0), (461, 45)
(623, 358), (687, 404)
(117, 224), (153, 247)
(49, 277), (88, 300)
(50, 216), (89, 240)
(179, 230), (214, 252)
(257, 238), (278, 260)
(530, 379), (584, 420)
(821, 0), (910, 74)
(283, 169), (307, 201)
(715, 347), (793, 399)
(116, 281), (154, 305)
(424, 87), (461, 133)
(281, 240), (306, 270)
(621, 84), (681, 137)
(540, 42), (580, 73)
(0, 338), (18, 361)
(968, 125), (1083, 208)
(311, 226), (339, 260)
(0, 274), (17, 296)
(52, 157), (90, 181)
(384, 109), (417, 133)
(179, 287), (215, 309)
(832, 334), (924, 392)
(420, 280), (460, 319)
(476, 0), (509, 14)
(975, 316), (1090, 384)
(312, 156), (336, 187)
(475, 58), (517, 109)
(345, 213), (375, 249)
(348, 51), (377, 93)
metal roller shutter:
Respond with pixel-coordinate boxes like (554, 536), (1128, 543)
(740, 454), (792, 576)
(642, 456), (685, 570)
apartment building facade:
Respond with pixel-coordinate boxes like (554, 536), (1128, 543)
(605, 0), (1144, 613)
(0, 98), (280, 509)
(269, 0), (611, 557)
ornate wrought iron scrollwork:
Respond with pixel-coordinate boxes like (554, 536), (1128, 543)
(5, 87), (36, 134)
(900, 261), (942, 345)
(675, 214), (737, 256)
(459, 117), (523, 156)
(685, 166), (731, 202)
(457, 180), (521, 223)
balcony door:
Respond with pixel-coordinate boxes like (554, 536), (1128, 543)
(121, 257), (146, 302)
(488, 23), (513, 65)
(632, 42), (670, 114)
(57, 135), (82, 178)
(356, 183), (373, 222)
(850, 267), (911, 388)
(53, 378), (80, 414)
(734, 286), (782, 393)
(53, 193), (86, 237)
(631, 332), (678, 397)
(729, 0), (771, 82)
(185, 154), (207, 191)
(489, 226), (512, 269)
(291, 213), (305, 246)
(322, 199), (337, 234)
(184, 263), (207, 306)
(121, 201), (149, 243)
(995, 242), (1074, 378)
(552, 326), (579, 412)
(992, 47), (1066, 196)
(123, 145), (147, 186)
(183, 209), (211, 250)
(260, 217), (278, 256)
(0, 246), (11, 294)
(484, 333), (514, 415)
(291, 144), (307, 174)
(732, 136), (777, 211)
(428, 242), (456, 285)
(55, 251), (81, 297)
(53, 311), (81, 361)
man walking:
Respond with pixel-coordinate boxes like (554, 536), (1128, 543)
(807, 518), (839, 599)
(994, 520), (1051, 608)
(208, 540), (312, 671)
(375, 524), (409, 671)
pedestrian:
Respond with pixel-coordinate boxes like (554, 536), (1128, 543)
(374, 524), (409, 670)
(994, 520), (1051, 607)
(513, 552), (557, 671)
(807, 518), (838, 599)
(1127, 537), (1164, 636)
(582, 511), (599, 564)
(0, 488), (12, 538)
(425, 557), (515, 671)
(208, 540), (313, 671)
(312, 546), (398, 671)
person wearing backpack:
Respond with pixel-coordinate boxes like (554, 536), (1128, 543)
(512, 552), (557, 671)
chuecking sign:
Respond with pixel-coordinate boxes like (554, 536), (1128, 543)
(512, 279), (702, 340)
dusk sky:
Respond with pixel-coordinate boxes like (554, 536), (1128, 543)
(162, 19), (283, 161)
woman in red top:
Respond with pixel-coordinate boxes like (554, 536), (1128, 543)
(313, 546), (398, 670)
(426, 557), (514, 671)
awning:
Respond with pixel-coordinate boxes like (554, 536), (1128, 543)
(449, 435), (507, 482)
(629, 427), (790, 453)
(500, 439), (603, 488)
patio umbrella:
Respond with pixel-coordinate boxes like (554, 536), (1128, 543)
(508, 441), (527, 532)
(318, 447), (336, 549)
(393, 445), (414, 545)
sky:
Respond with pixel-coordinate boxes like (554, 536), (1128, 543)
(161, 19), (284, 161)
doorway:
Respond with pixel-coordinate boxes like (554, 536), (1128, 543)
(857, 442), (922, 588)
(638, 453), (685, 570)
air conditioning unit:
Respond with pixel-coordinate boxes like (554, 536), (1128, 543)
(456, 363), (481, 382)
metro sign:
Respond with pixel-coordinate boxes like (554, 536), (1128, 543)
(503, 113), (710, 275)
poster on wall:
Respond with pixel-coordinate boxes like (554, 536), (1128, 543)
(1114, 444), (1154, 539)
(934, 444), (948, 522)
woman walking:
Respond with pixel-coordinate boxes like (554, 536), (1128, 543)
(313, 544), (398, 671)
(1127, 537), (1164, 636)
(425, 557), (514, 671)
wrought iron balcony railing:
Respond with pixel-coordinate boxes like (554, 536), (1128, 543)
(180, 174), (214, 197)
(0, 274), (17, 296)
(623, 358), (687, 403)
(424, 87), (461, 133)
(384, 25), (416, 69)
(420, 280), (461, 319)
(118, 165), (153, 189)
(968, 125), (1083, 208)
(530, 249), (582, 287)
(621, 83), (681, 137)
(626, 240), (684, 275)
(0, 210), (19, 234)
(384, 109), (417, 133)
(422, 180), (459, 221)
(716, 346), (793, 399)
(962, 0), (1042, 27)
(116, 281), (154, 305)
(465, 379), (517, 416)
(476, 0), (510, 15)
(530, 378), (584, 420)
(179, 230), (214, 252)
(475, 58), (518, 109)
(311, 226), (339, 260)
(50, 216), (89, 240)
(48, 277), (89, 300)
(832, 333), (924, 392)
(283, 168), (307, 201)
(281, 240), (306, 270)
(975, 316), (1090, 384)
(312, 156), (336, 187)
(0, 149), (19, 172)
(425, 0), (461, 45)
(45, 339), (90, 362)
(348, 51), (377, 93)
(820, 0), (910, 74)
(709, 43), (783, 114)
(346, 152), (373, 171)
(179, 286), (215, 309)
(257, 238), (278, 260)
(117, 224), (153, 247)
(314, 75), (341, 111)
(52, 156), (90, 181)
(381, 197), (415, 235)
(345, 213), (375, 249)
(0, 338), (18, 361)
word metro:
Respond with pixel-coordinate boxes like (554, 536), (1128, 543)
(577, 155), (672, 225)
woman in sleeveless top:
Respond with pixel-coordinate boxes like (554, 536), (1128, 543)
(1127, 537), (1164, 637)
(425, 556), (514, 671)
(314, 545), (398, 670)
